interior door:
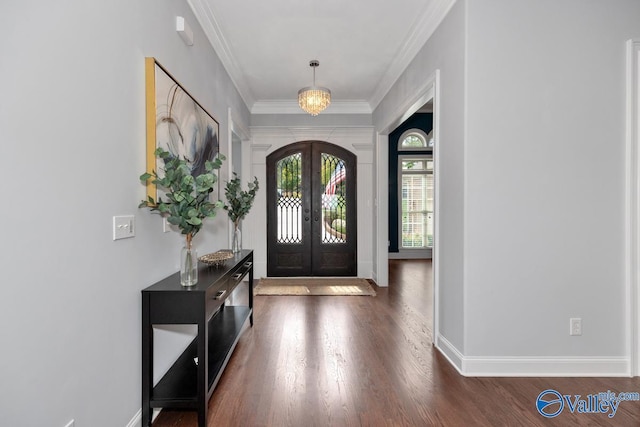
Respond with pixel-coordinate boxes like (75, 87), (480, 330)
(267, 141), (357, 276)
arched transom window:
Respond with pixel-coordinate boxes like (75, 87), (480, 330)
(398, 129), (432, 150)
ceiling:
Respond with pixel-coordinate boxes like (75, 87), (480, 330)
(187, 0), (455, 114)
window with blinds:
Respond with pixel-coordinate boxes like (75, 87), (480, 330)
(400, 157), (433, 249)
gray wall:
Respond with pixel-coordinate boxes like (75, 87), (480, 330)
(464, 0), (640, 360)
(0, 1), (249, 425)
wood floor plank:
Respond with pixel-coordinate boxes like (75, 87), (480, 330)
(152, 260), (640, 426)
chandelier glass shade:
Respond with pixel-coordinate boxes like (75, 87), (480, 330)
(298, 60), (331, 116)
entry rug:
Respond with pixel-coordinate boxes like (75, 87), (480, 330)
(255, 278), (377, 296)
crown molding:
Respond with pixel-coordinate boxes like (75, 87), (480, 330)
(187, 0), (256, 107)
(368, 0), (456, 110)
(251, 100), (372, 115)
(189, 0), (455, 115)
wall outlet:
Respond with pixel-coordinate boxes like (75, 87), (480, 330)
(570, 318), (582, 336)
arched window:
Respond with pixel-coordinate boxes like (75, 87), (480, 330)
(396, 128), (434, 251)
(398, 129), (432, 150)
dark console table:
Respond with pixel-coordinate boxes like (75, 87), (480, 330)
(141, 250), (253, 427)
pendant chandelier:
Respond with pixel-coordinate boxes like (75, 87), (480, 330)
(298, 60), (331, 116)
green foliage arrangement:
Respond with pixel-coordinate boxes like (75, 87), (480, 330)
(223, 173), (259, 227)
(139, 147), (225, 241)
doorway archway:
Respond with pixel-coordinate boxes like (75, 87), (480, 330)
(376, 70), (440, 343)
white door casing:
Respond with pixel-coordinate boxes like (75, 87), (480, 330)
(626, 39), (640, 377)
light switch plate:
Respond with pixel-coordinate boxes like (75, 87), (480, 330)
(113, 215), (135, 240)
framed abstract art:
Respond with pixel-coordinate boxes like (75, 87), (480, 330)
(144, 57), (219, 203)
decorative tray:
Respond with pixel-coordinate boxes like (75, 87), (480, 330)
(199, 250), (233, 267)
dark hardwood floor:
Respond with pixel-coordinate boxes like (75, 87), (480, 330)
(152, 259), (640, 426)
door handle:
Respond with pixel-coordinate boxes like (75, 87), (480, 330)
(305, 217), (310, 221)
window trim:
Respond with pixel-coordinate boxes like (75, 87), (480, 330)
(398, 128), (430, 151)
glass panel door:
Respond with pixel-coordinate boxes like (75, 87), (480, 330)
(320, 153), (347, 244)
(276, 153), (303, 244)
(267, 141), (357, 276)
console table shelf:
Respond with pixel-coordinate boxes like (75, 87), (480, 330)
(141, 250), (253, 427)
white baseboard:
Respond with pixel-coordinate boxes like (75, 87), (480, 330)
(435, 334), (630, 377)
(371, 270), (378, 282)
(127, 409), (160, 427)
(388, 250), (432, 260)
(435, 334), (464, 374)
(126, 409), (141, 427)
(462, 356), (630, 377)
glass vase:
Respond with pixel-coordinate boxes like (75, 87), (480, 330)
(232, 223), (242, 253)
(180, 236), (198, 287)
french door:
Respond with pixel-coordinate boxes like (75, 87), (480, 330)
(266, 141), (357, 276)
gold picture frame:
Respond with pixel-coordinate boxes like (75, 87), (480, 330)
(144, 57), (219, 203)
